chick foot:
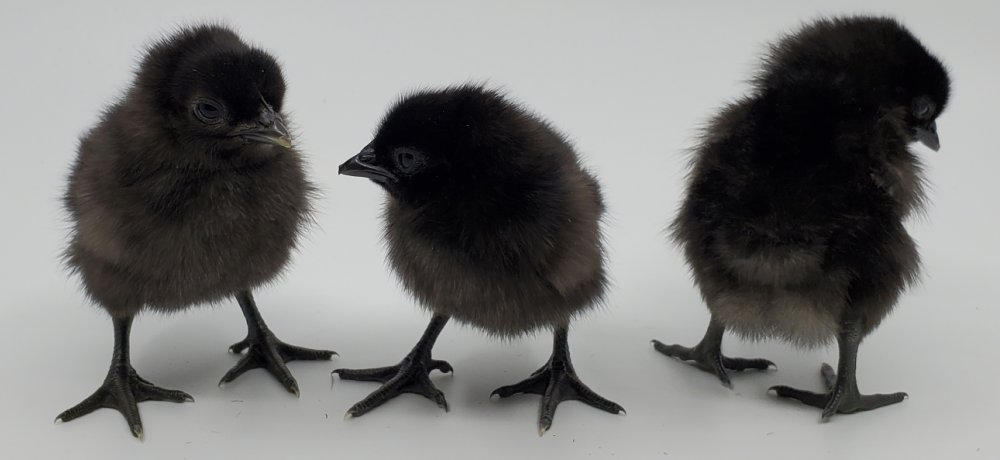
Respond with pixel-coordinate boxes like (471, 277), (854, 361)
(334, 315), (452, 417)
(221, 290), (337, 395)
(652, 318), (774, 388)
(770, 363), (907, 419)
(492, 327), (624, 436)
(221, 331), (336, 395)
(769, 316), (906, 419)
(56, 317), (191, 439)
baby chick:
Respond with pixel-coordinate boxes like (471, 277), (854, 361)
(654, 16), (950, 419)
(337, 84), (624, 434)
(58, 25), (335, 438)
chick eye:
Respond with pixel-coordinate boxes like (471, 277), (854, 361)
(914, 102), (932, 119)
(194, 99), (223, 123)
(394, 148), (422, 173)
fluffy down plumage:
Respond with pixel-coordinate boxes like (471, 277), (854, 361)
(58, 25), (334, 439)
(655, 15), (950, 419)
(336, 84), (623, 434)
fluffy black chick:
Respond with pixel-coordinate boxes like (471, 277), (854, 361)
(336, 84), (624, 435)
(653, 16), (950, 419)
(58, 25), (335, 438)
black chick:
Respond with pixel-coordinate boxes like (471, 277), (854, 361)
(336, 84), (624, 435)
(58, 25), (336, 438)
(653, 16), (950, 419)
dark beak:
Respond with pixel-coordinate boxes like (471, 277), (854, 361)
(915, 120), (940, 151)
(339, 146), (397, 184)
(233, 109), (292, 148)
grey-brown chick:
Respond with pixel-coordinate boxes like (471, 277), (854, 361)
(653, 16), (950, 419)
(57, 25), (335, 438)
(336, 84), (623, 435)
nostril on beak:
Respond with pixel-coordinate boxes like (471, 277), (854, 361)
(359, 148), (376, 163)
(258, 110), (276, 128)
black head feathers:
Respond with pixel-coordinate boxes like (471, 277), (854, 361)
(759, 16), (950, 107)
(756, 16), (950, 150)
(345, 85), (570, 213)
(342, 85), (589, 271)
(130, 24), (291, 165)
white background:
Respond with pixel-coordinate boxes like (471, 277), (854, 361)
(1, 1), (996, 458)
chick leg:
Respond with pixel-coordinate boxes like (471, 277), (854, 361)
(220, 290), (337, 396)
(769, 315), (907, 420)
(56, 316), (193, 439)
(333, 314), (453, 417)
(492, 326), (625, 436)
(652, 318), (775, 388)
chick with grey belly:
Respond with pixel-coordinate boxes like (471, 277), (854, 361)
(57, 25), (335, 439)
(336, 84), (624, 435)
(654, 15), (950, 419)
